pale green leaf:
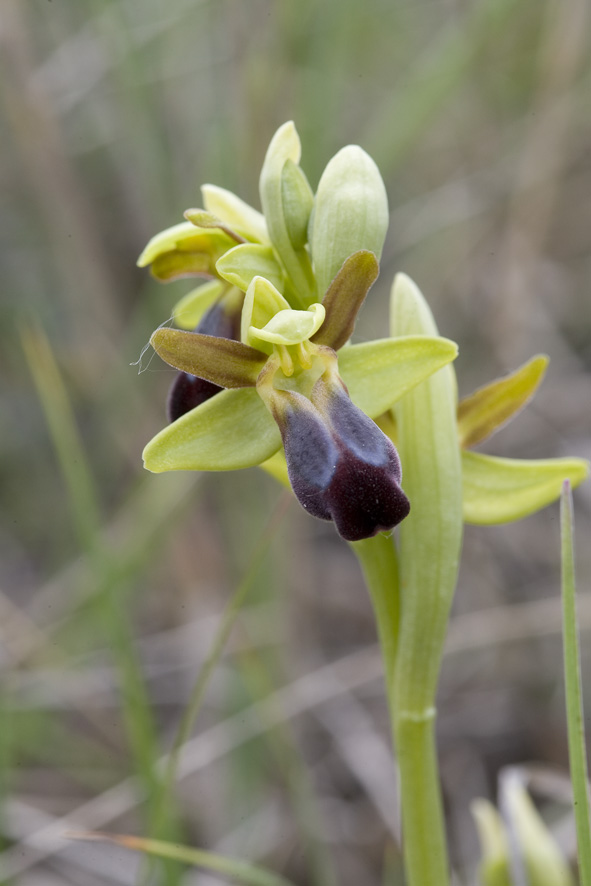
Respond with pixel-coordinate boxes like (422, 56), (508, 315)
(173, 280), (226, 330)
(143, 388), (281, 472)
(310, 145), (388, 299)
(389, 273), (463, 880)
(458, 355), (548, 448)
(217, 243), (285, 294)
(201, 183), (269, 244)
(338, 334), (458, 418)
(462, 451), (589, 524)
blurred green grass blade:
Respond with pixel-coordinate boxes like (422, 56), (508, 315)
(561, 481), (591, 886)
(70, 831), (297, 886)
(367, 0), (522, 170)
(21, 323), (181, 885)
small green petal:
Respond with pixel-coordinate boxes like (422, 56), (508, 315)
(458, 355), (549, 448)
(259, 122), (316, 308)
(312, 250), (379, 351)
(143, 388), (281, 472)
(338, 335), (458, 418)
(216, 243), (285, 294)
(183, 208), (246, 243)
(281, 158), (314, 249)
(172, 280), (226, 330)
(462, 450), (590, 524)
(310, 145), (388, 299)
(252, 304), (325, 347)
(201, 184), (269, 243)
(151, 328), (266, 388)
(241, 276), (290, 350)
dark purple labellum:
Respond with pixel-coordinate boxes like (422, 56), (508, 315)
(167, 291), (243, 422)
(273, 382), (410, 541)
(167, 373), (222, 423)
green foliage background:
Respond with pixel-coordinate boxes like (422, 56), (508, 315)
(1, 0), (590, 883)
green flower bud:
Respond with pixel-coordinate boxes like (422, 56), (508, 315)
(310, 145), (388, 298)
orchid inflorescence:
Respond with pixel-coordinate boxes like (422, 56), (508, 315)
(140, 121), (588, 541)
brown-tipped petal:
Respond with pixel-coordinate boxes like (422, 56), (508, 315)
(183, 208), (246, 244)
(151, 328), (266, 388)
(311, 250), (379, 351)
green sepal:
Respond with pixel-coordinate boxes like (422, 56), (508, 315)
(183, 208), (246, 243)
(458, 355), (549, 448)
(259, 122), (316, 308)
(150, 328), (266, 388)
(310, 145), (388, 299)
(462, 450), (589, 524)
(241, 276), (290, 352)
(338, 335), (458, 419)
(201, 184), (269, 243)
(143, 388), (281, 472)
(172, 279), (226, 330)
(281, 158), (314, 249)
(216, 243), (285, 295)
(312, 250), (379, 351)
(137, 221), (235, 281)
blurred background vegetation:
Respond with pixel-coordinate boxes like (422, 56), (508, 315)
(1, 0), (590, 883)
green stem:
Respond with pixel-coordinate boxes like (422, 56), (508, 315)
(353, 533), (450, 885)
(395, 713), (448, 883)
(351, 534), (400, 712)
(561, 482), (591, 885)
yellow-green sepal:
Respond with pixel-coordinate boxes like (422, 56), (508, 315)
(462, 450), (589, 524)
(338, 335), (458, 419)
(458, 355), (549, 448)
(137, 221), (236, 281)
(201, 184), (269, 243)
(143, 388), (281, 473)
(172, 280), (226, 329)
(216, 243), (285, 294)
